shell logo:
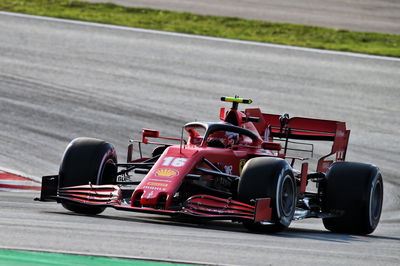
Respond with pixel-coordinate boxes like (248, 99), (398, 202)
(155, 168), (178, 178)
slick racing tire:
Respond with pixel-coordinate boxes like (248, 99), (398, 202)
(321, 162), (383, 235)
(59, 137), (118, 215)
(238, 157), (296, 232)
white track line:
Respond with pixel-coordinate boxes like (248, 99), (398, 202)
(1, 11), (400, 62)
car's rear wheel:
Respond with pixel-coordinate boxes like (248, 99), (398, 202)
(238, 157), (296, 232)
(59, 137), (118, 215)
(321, 162), (383, 235)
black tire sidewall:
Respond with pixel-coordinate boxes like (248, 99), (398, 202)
(366, 172), (383, 230)
(275, 171), (296, 227)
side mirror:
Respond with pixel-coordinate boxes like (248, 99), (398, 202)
(261, 142), (282, 151)
(219, 107), (225, 120)
(142, 129), (160, 143)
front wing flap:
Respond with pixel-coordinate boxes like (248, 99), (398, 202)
(183, 195), (272, 222)
(58, 185), (122, 205)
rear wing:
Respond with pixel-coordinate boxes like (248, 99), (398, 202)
(245, 108), (350, 172)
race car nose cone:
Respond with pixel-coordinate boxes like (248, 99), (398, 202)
(140, 190), (158, 205)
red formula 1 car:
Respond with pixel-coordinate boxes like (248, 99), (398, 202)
(38, 97), (383, 234)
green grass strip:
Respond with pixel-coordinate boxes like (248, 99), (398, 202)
(0, 249), (191, 266)
(1, 0), (399, 57)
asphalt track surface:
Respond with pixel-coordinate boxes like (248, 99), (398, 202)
(84, 0), (400, 35)
(1, 12), (400, 265)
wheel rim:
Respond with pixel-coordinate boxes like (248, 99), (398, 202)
(280, 175), (295, 217)
(370, 178), (383, 225)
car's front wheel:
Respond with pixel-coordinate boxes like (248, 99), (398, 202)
(238, 157), (296, 232)
(58, 137), (118, 215)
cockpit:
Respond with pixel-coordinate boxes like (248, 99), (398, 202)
(184, 122), (262, 148)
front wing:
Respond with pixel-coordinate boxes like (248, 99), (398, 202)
(38, 176), (272, 223)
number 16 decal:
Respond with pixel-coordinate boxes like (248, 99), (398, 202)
(162, 157), (188, 167)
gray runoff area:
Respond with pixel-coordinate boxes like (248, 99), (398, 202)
(84, 0), (400, 35)
(0, 13), (399, 266)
